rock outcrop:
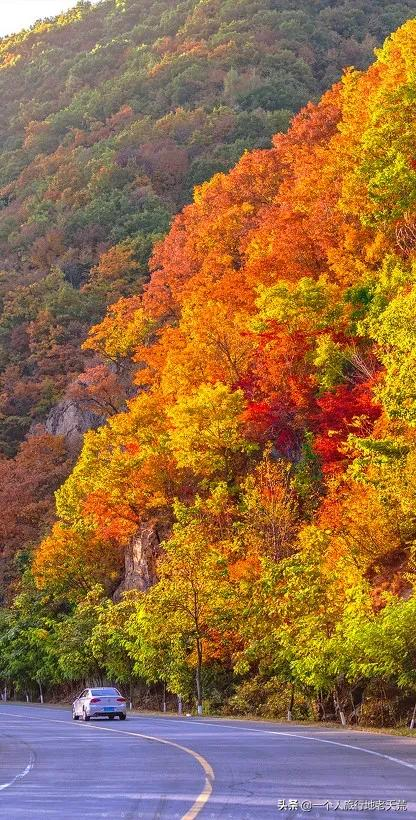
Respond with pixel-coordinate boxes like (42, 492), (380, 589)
(113, 522), (168, 599)
(45, 399), (105, 452)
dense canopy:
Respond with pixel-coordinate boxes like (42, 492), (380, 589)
(0, 0), (414, 456)
(1, 2), (416, 723)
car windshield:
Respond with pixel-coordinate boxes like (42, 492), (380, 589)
(90, 688), (120, 696)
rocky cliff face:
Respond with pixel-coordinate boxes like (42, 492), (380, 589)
(45, 399), (105, 452)
(46, 398), (163, 596)
(113, 522), (168, 599)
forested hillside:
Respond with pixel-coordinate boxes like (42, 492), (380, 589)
(0, 0), (414, 458)
(1, 2), (416, 724)
(0, 0), (412, 597)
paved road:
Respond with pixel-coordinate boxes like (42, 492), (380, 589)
(0, 705), (415, 819)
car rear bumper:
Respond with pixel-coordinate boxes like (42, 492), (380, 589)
(88, 709), (126, 717)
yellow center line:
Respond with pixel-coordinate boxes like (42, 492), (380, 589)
(80, 721), (214, 820)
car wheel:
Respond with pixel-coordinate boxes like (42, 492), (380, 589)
(72, 710), (79, 721)
(82, 709), (90, 722)
(108, 715), (115, 720)
(119, 713), (126, 720)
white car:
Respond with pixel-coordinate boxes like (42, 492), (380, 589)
(72, 687), (127, 721)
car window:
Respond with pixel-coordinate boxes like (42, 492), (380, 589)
(90, 688), (120, 696)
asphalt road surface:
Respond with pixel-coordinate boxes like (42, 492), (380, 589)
(0, 704), (415, 819)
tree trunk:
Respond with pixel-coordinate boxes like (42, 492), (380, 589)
(379, 682), (387, 727)
(349, 687), (362, 725)
(129, 679), (133, 711)
(410, 702), (416, 730)
(334, 686), (346, 726)
(287, 684), (295, 721)
(318, 690), (326, 721)
(195, 637), (203, 716)
(178, 695), (183, 716)
(162, 681), (167, 713)
(38, 680), (44, 704)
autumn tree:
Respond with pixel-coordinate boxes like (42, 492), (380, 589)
(133, 504), (235, 713)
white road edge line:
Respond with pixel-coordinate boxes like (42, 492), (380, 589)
(0, 751), (35, 792)
(189, 719), (416, 772)
(0, 712), (213, 819)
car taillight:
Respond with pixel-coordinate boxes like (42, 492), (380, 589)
(90, 698), (101, 703)
(116, 697), (126, 702)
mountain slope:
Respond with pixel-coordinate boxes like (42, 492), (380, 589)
(18, 18), (416, 722)
(1, 1), (416, 716)
(0, 0), (414, 459)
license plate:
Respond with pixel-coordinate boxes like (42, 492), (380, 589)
(104, 706), (115, 712)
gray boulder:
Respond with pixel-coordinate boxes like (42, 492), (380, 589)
(113, 522), (168, 599)
(45, 398), (105, 452)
